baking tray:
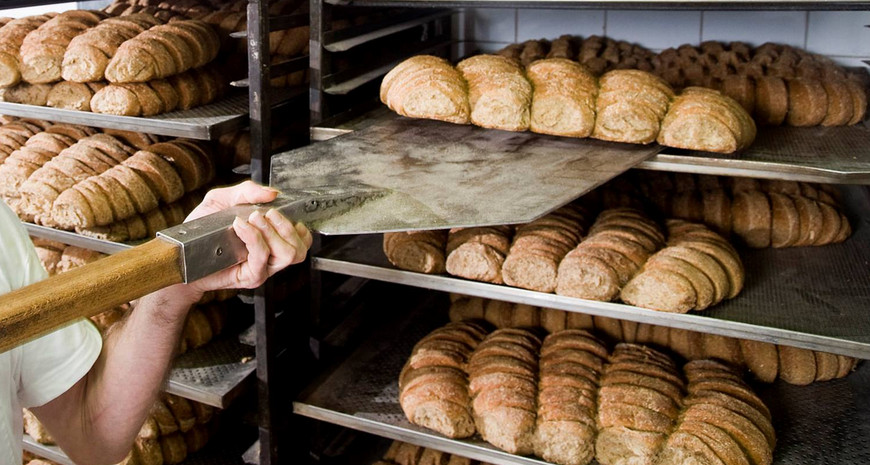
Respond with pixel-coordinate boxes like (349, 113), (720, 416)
(312, 185), (870, 359)
(325, 0), (870, 10)
(293, 300), (870, 465)
(23, 431), (251, 465)
(0, 94), (249, 140)
(167, 336), (256, 409)
(311, 109), (870, 184)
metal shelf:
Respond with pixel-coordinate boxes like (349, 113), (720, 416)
(25, 223), (133, 255)
(167, 336), (256, 409)
(312, 185), (870, 359)
(323, 9), (453, 52)
(325, 0), (870, 9)
(293, 300), (870, 465)
(311, 109), (870, 184)
(24, 431), (250, 465)
(0, 95), (250, 141)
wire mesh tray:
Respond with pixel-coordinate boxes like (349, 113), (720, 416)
(312, 186), (870, 359)
(167, 336), (256, 409)
(311, 109), (870, 184)
(24, 430), (251, 465)
(293, 301), (870, 465)
(0, 94), (249, 140)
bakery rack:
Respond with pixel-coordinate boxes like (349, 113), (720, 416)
(292, 288), (870, 465)
(292, 1), (870, 465)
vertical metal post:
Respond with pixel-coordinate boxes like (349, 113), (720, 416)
(309, 0), (326, 125)
(247, 1), (278, 465)
(249, 0), (272, 185)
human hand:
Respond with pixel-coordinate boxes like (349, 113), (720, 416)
(157, 181), (312, 307)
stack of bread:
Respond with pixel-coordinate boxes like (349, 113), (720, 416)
(497, 35), (656, 75)
(398, 321), (487, 438)
(400, 323), (775, 465)
(634, 172), (852, 248)
(384, 230), (448, 274)
(383, 204), (744, 314)
(501, 205), (590, 293)
(0, 7), (229, 116)
(497, 36), (866, 127)
(620, 219), (744, 313)
(557, 207), (666, 301)
(23, 393), (216, 465)
(374, 440), (494, 465)
(381, 55), (755, 154)
(0, 118), (49, 163)
(0, 125), (217, 241)
(448, 294), (860, 385)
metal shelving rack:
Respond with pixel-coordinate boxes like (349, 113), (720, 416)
(296, 1), (870, 464)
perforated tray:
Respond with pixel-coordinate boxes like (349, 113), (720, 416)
(293, 301), (870, 465)
(167, 336), (256, 408)
(311, 109), (870, 184)
(312, 186), (870, 359)
(23, 431), (250, 465)
(0, 94), (249, 140)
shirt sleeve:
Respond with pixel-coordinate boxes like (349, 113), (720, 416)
(17, 319), (102, 408)
(0, 201), (103, 408)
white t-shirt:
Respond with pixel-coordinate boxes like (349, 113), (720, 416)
(0, 201), (102, 465)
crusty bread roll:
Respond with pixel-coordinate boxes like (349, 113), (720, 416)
(20, 10), (105, 84)
(557, 207), (664, 301)
(400, 321), (488, 438)
(592, 69), (674, 144)
(502, 205), (588, 293)
(380, 55), (470, 125)
(527, 58), (597, 138)
(0, 15), (54, 87)
(446, 226), (512, 284)
(457, 54), (532, 131)
(62, 14), (160, 83)
(46, 81), (104, 111)
(468, 328), (541, 455)
(384, 230), (448, 274)
(658, 87), (756, 153)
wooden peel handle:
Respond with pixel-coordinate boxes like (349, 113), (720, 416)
(0, 239), (183, 353)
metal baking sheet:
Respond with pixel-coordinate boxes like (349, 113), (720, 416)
(293, 301), (870, 465)
(327, 0), (870, 9)
(0, 94), (249, 140)
(167, 336), (256, 409)
(645, 123), (870, 183)
(312, 185), (870, 359)
(272, 115), (660, 234)
(24, 432), (251, 465)
(312, 109), (870, 184)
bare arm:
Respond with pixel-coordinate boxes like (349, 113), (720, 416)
(29, 181), (312, 465)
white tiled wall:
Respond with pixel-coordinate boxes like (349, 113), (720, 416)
(458, 8), (870, 66)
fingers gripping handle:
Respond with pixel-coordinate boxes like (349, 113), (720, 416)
(0, 239), (183, 353)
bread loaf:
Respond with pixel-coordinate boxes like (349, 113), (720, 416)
(380, 55), (470, 124)
(468, 328), (541, 454)
(91, 67), (223, 116)
(399, 321), (488, 438)
(449, 297), (858, 385)
(502, 205), (588, 293)
(46, 81), (104, 110)
(446, 226), (512, 284)
(527, 58), (597, 138)
(104, 19), (218, 82)
(384, 230), (448, 274)
(592, 69), (674, 144)
(658, 86), (756, 153)
(557, 207), (664, 301)
(457, 55), (532, 131)
(20, 10), (105, 84)
(0, 15), (54, 87)
(62, 14), (160, 83)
